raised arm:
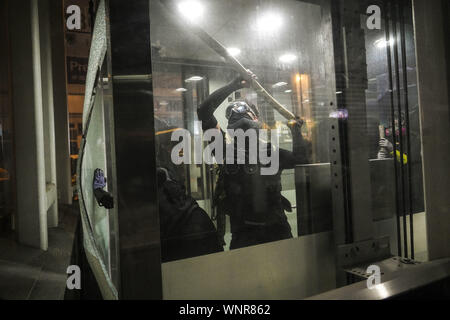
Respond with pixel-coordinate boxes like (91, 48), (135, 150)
(279, 119), (311, 170)
(198, 76), (247, 131)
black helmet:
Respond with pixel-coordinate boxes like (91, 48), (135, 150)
(226, 100), (261, 130)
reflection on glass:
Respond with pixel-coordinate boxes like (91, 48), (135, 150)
(364, 2), (425, 259)
(150, 0), (336, 262)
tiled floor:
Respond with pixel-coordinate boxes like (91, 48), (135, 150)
(0, 204), (79, 300)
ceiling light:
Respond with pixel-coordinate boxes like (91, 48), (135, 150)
(227, 48), (241, 57)
(285, 89), (292, 93)
(185, 76), (203, 82)
(272, 82), (288, 88)
(279, 53), (297, 63)
(178, 1), (204, 23)
(256, 12), (283, 33)
(176, 88), (188, 92)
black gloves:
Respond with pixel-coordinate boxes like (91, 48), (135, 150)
(287, 117), (304, 135)
(93, 188), (114, 209)
(230, 69), (257, 90)
(93, 168), (114, 209)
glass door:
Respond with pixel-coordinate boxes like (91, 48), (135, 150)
(148, 0), (425, 299)
(149, 0), (340, 299)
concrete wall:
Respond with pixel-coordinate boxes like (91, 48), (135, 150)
(9, 0), (48, 250)
(50, 0), (73, 205)
(413, 0), (450, 260)
(8, 0), (70, 250)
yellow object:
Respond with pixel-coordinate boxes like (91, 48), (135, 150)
(156, 128), (182, 136)
(391, 150), (408, 165)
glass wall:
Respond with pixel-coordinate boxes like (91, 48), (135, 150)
(78, 0), (427, 299)
(146, 0), (425, 299)
(78, 0), (119, 298)
(362, 0), (425, 260)
(150, 0), (337, 259)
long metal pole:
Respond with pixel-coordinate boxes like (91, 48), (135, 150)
(385, 0), (402, 257)
(392, 0), (409, 259)
(160, 0), (296, 120)
(399, 0), (415, 259)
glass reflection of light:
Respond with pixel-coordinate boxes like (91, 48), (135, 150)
(185, 76), (203, 82)
(373, 284), (390, 299)
(374, 38), (395, 48)
(272, 82), (288, 88)
(178, 1), (204, 23)
(285, 89), (292, 93)
(256, 12), (283, 33)
(176, 88), (188, 92)
(227, 47), (241, 57)
(279, 53), (297, 63)
(329, 109), (348, 119)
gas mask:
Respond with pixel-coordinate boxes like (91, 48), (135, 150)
(226, 101), (262, 130)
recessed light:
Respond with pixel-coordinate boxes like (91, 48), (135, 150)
(185, 76), (203, 82)
(279, 54), (297, 63)
(227, 48), (241, 57)
(272, 82), (288, 88)
(178, 1), (204, 23)
(255, 12), (283, 33)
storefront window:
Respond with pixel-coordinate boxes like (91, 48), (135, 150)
(150, 0), (338, 261)
(77, 0), (430, 299)
(145, 0), (426, 298)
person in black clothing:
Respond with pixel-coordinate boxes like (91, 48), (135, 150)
(155, 117), (223, 262)
(198, 72), (310, 250)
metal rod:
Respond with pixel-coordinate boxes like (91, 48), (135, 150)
(160, 0), (295, 120)
(392, 0), (409, 259)
(385, 0), (402, 257)
(399, 0), (415, 260)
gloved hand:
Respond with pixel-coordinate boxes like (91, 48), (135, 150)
(232, 69), (258, 89)
(93, 168), (114, 209)
(377, 150), (388, 159)
(94, 188), (114, 209)
(287, 117), (304, 135)
(379, 138), (394, 153)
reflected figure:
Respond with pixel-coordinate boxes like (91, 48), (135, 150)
(155, 117), (223, 262)
(198, 73), (310, 250)
(376, 108), (425, 214)
(377, 113), (408, 164)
